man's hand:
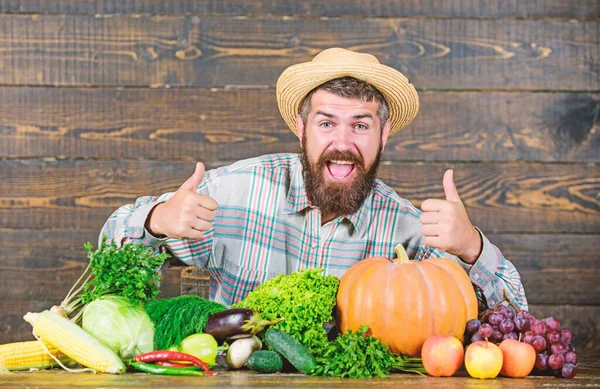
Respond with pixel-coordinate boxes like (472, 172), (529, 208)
(146, 162), (218, 239)
(419, 169), (482, 264)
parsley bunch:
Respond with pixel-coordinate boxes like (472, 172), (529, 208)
(312, 325), (426, 379)
(58, 236), (170, 323)
(232, 268), (339, 355)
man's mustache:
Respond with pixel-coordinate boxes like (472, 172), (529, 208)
(317, 150), (364, 167)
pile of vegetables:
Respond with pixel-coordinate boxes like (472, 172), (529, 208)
(232, 268), (339, 355)
(1, 238), (171, 374)
(2, 240), (435, 380)
(224, 267), (426, 379)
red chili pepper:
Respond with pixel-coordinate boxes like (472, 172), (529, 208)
(134, 350), (217, 376)
(155, 361), (194, 368)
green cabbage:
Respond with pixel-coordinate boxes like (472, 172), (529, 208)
(82, 295), (154, 360)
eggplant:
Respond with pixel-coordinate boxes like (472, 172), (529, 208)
(205, 308), (283, 343)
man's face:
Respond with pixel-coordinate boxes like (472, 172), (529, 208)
(296, 89), (391, 220)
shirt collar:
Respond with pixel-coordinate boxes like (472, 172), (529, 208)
(345, 196), (370, 234)
(284, 157), (311, 214)
(284, 156), (371, 236)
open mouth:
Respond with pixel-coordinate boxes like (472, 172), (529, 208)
(326, 160), (356, 181)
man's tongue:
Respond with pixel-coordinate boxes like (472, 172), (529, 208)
(328, 162), (354, 179)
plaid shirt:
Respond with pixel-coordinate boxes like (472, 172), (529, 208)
(101, 153), (528, 310)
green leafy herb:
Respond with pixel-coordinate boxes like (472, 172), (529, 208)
(59, 236), (170, 323)
(312, 325), (426, 379)
(144, 295), (227, 350)
(232, 268), (339, 355)
(80, 238), (168, 305)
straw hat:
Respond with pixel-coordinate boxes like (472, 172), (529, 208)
(276, 47), (419, 137)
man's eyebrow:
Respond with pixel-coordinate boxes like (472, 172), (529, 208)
(315, 110), (336, 119)
(352, 113), (375, 121)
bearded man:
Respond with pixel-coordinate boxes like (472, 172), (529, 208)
(100, 48), (527, 311)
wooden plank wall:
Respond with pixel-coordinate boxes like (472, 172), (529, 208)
(0, 1), (598, 355)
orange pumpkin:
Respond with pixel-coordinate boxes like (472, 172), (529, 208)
(336, 244), (478, 357)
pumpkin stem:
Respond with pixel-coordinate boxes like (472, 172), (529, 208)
(393, 244), (410, 264)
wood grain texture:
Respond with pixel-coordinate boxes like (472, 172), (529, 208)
(1, 87), (598, 162)
(0, 359), (598, 388)
(0, 0), (598, 19)
(0, 230), (96, 269)
(380, 163), (600, 234)
(0, 16), (597, 90)
(0, 160), (597, 233)
(482, 234), (599, 306)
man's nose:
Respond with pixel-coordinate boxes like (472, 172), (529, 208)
(331, 126), (354, 150)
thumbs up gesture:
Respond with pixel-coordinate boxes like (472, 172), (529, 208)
(419, 169), (482, 264)
(146, 162), (218, 240)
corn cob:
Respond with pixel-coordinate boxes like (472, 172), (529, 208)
(23, 310), (126, 374)
(0, 340), (72, 371)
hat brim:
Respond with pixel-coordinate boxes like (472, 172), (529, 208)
(276, 61), (419, 137)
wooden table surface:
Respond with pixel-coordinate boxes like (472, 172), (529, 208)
(0, 356), (597, 389)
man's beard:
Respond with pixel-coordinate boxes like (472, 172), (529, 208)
(300, 136), (382, 219)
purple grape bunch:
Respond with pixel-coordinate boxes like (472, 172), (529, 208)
(464, 305), (578, 379)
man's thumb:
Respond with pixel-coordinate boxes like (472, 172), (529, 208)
(443, 169), (462, 202)
(180, 162), (205, 191)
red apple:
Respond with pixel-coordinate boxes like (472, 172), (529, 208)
(421, 335), (464, 377)
(465, 340), (503, 379)
(499, 339), (536, 378)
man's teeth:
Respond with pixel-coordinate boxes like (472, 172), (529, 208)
(330, 160), (353, 164)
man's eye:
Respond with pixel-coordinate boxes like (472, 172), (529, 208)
(355, 124), (368, 130)
(320, 122), (333, 128)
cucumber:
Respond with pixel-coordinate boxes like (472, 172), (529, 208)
(264, 328), (317, 374)
(247, 350), (283, 373)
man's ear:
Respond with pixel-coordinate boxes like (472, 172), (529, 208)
(296, 114), (305, 147)
(380, 119), (392, 151)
